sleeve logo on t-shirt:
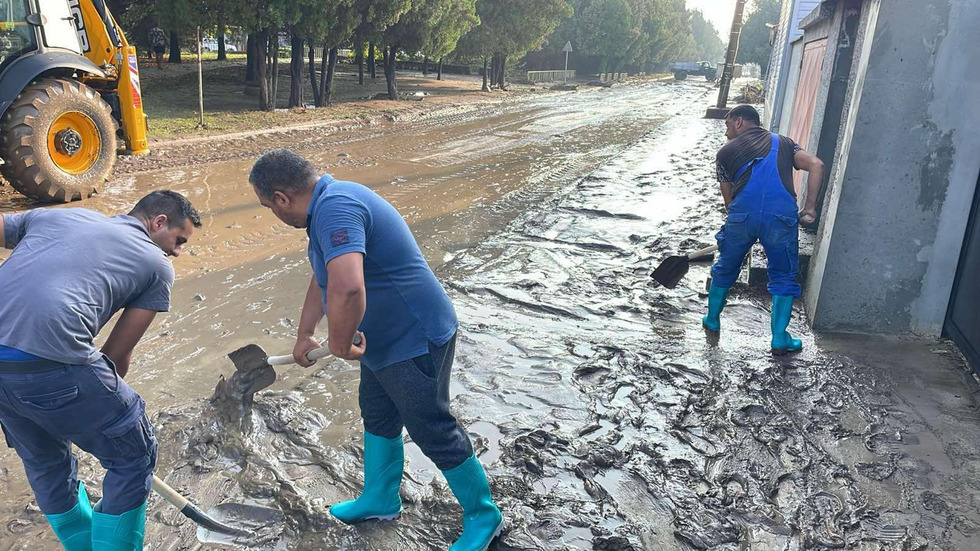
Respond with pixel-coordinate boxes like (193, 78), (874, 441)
(331, 229), (350, 247)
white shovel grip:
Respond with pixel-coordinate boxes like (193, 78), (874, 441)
(266, 334), (361, 366)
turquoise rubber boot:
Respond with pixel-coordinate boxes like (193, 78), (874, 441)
(443, 455), (503, 551)
(330, 432), (404, 523)
(771, 295), (803, 354)
(45, 481), (93, 551)
(701, 284), (729, 332)
(91, 501), (146, 551)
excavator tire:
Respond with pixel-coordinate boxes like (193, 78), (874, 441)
(1, 78), (117, 202)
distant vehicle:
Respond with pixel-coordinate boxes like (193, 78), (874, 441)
(669, 61), (717, 82)
(202, 38), (237, 52)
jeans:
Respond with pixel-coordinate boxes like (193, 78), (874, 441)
(710, 210), (802, 297)
(0, 356), (157, 515)
(358, 333), (473, 471)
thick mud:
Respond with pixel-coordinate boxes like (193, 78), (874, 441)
(2, 80), (979, 550)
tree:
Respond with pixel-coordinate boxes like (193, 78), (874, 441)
(420, 0), (480, 77)
(576, 0), (637, 74)
(290, 0), (359, 107)
(736, 0), (780, 68)
(459, 0), (573, 90)
(356, 0), (413, 98)
(690, 9), (724, 62)
(226, 0), (287, 110)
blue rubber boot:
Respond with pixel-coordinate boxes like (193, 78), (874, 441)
(771, 295), (803, 354)
(91, 501), (146, 551)
(443, 455), (503, 551)
(330, 432), (404, 523)
(701, 284), (729, 332)
(45, 481), (93, 551)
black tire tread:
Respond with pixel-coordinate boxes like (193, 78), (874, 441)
(0, 78), (117, 202)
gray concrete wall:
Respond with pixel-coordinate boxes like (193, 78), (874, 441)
(807, 0), (980, 336)
(777, 40), (804, 136)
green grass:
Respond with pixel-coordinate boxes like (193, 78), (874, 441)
(138, 57), (478, 140)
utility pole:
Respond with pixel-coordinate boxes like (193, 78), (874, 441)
(706, 0), (748, 119)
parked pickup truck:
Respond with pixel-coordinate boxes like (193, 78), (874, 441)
(669, 61), (717, 81)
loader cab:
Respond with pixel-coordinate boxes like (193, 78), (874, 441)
(0, 0), (83, 69)
(0, 0), (37, 71)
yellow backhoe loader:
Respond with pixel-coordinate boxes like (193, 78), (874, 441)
(0, 0), (148, 202)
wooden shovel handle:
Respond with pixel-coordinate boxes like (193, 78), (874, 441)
(152, 475), (190, 509)
(267, 334), (362, 366)
(687, 244), (718, 260)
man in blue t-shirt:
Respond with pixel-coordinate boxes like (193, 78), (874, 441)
(249, 149), (501, 551)
(0, 191), (200, 550)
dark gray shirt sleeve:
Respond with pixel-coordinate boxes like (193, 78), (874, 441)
(128, 261), (174, 312)
(3, 210), (42, 249)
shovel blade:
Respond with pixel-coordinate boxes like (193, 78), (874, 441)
(228, 343), (272, 373)
(651, 255), (690, 288)
(197, 502), (285, 545)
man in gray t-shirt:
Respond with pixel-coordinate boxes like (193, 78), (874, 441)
(0, 191), (200, 550)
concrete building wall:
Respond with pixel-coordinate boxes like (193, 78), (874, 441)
(807, 0), (980, 336)
(764, 0), (799, 129)
(777, 39), (804, 136)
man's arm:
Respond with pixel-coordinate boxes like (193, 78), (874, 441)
(101, 308), (157, 378)
(292, 275), (326, 367)
(0, 214), (5, 249)
(794, 149), (825, 224)
(326, 252), (367, 360)
(719, 181), (734, 209)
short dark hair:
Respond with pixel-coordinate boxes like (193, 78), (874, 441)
(726, 104), (761, 126)
(129, 190), (202, 228)
(249, 149), (319, 199)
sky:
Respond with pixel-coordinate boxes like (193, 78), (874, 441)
(686, 0), (738, 38)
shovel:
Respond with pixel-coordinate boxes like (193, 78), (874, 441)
(225, 334), (362, 395)
(151, 475), (284, 539)
(651, 244), (718, 289)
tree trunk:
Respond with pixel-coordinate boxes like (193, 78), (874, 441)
(323, 47), (339, 105)
(270, 33), (280, 109)
(288, 35), (304, 108)
(217, 19), (226, 60)
(245, 34), (257, 82)
(423, 57), (429, 76)
(437, 58), (443, 80)
(497, 54), (507, 90)
(256, 30), (270, 110)
(169, 31), (180, 63)
(316, 41), (330, 107)
(369, 42), (376, 79)
(308, 44), (320, 105)
(481, 57), (489, 92)
(492, 54), (499, 88)
(355, 30), (364, 85)
(384, 45), (397, 100)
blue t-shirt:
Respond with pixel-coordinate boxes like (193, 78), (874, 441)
(306, 175), (458, 370)
(0, 209), (174, 365)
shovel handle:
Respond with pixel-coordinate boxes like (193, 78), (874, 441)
(687, 244), (718, 260)
(152, 475), (189, 509)
(266, 334), (362, 366)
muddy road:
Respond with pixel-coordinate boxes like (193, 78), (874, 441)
(2, 78), (980, 550)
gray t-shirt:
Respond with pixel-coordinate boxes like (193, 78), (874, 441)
(0, 208), (174, 364)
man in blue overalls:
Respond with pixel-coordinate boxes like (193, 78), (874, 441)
(249, 149), (502, 551)
(0, 191), (200, 550)
(703, 105), (825, 353)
